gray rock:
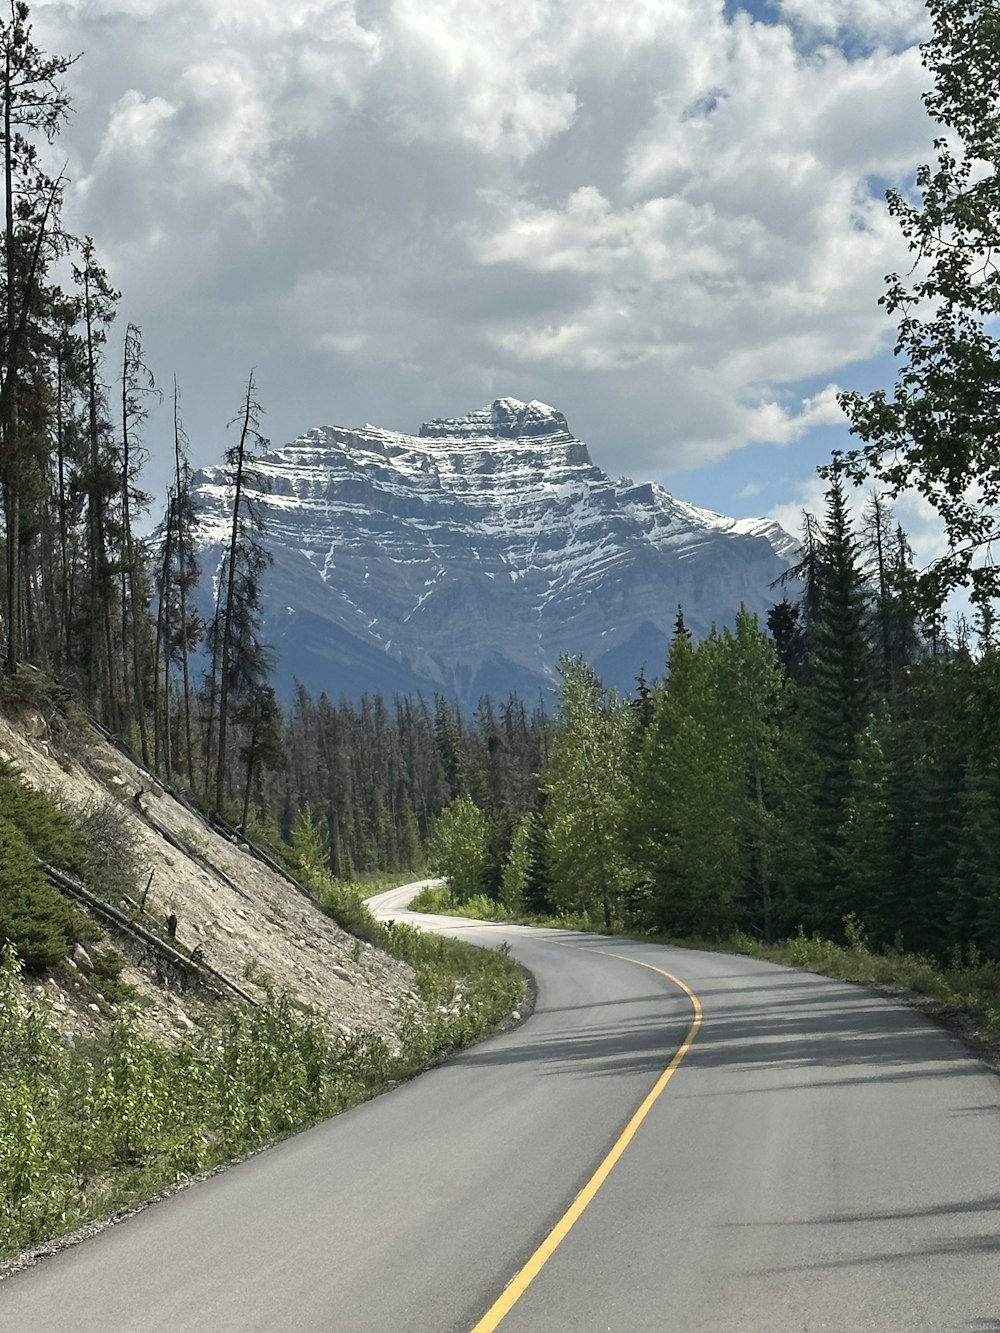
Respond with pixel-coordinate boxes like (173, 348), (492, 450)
(72, 943), (94, 975)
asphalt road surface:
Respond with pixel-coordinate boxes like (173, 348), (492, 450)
(1, 884), (998, 1332)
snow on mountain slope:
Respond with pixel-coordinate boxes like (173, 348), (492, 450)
(191, 399), (795, 705)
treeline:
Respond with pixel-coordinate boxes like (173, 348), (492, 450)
(250, 689), (551, 881)
(430, 474), (1000, 963)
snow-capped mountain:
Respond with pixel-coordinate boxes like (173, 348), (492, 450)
(191, 398), (795, 706)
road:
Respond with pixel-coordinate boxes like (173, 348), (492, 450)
(1, 885), (998, 1332)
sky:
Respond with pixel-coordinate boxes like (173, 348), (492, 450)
(30, 0), (943, 560)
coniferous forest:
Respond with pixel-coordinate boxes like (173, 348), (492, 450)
(0, 0), (999, 984)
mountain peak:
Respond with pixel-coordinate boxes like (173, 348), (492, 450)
(189, 400), (795, 706)
(418, 397), (571, 443)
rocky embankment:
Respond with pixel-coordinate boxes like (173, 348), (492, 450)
(0, 707), (417, 1047)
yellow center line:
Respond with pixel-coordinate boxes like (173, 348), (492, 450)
(468, 947), (703, 1333)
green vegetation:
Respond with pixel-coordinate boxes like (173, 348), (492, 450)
(839, 0), (1000, 612)
(0, 944), (388, 1255)
(0, 883), (524, 1258)
(0, 761), (92, 973)
(424, 474), (1000, 968)
(426, 795), (487, 906)
(0, 818), (83, 973)
(2, 0), (1000, 1263)
(295, 863), (524, 1053)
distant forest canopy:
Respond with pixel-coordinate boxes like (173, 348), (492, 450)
(0, 1), (999, 969)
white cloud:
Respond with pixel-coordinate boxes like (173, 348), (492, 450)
(774, 0), (929, 47)
(28, 0), (938, 503)
(95, 90), (176, 158)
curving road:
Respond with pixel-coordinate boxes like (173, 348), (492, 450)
(1, 885), (999, 1332)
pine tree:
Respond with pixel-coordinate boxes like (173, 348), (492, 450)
(154, 380), (201, 783)
(117, 321), (156, 763)
(208, 372), (272, 814)
(0, 1), (75, 675)
(862, 495), (925, 699)
(73, 238), (121, 727)
(766, 597), (808, 684)
(236, 684), (285, 835)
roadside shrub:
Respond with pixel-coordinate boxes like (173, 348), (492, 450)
(90, 949), (137, 1005)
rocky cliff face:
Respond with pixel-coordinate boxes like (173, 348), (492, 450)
(192, 398), (795, 706)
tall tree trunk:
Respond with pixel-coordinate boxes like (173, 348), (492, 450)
(56, 345), (70, 668)
(3, 40), (18, 677)
(153, 496), (174, 776)
(215, 373), (255, 814)
(83, 266), (119, 731)
(174, 381), (196, 787)
(120, 328), (149, 765)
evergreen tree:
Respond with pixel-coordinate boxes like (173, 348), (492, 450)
(73, 238), (121, 729)
(948, 754), (1000, 956)
(0, 1), (75, 676)
(838, 718), (897, 941)
(519, 794), (552, 916)
(117, 321), (156, 763)
(207, 372), (272, 814)
(800, 469), (875, 927)
(236, 684), (285, 835)
(629, 615), (778, 938)
(766, 597), (808, 685)
(724, 609), (788, 940)
(862, 494), (925, 699)
(500, 811), (535, 913)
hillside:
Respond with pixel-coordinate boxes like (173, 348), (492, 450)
(0, 701), (416, 1049)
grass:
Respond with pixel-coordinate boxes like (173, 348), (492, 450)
(0, 867), (526, 1261)
(301, 867), (525, 1060)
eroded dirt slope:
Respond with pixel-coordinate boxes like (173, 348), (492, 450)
(0, 706), (417, 1045)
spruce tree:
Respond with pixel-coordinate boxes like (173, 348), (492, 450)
(801, 469), (875, 928)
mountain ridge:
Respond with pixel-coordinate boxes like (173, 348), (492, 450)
(191, 398), (796, 706)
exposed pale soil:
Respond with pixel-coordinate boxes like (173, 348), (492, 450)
(0, 706), (418, 1047)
